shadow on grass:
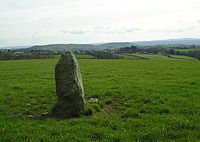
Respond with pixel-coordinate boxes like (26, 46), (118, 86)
(26, 111), (82, 120)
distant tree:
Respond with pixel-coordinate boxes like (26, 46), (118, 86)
(168, 49), (175, 55)
(87, 51), (121, 59)
(117, 46), (138, 53)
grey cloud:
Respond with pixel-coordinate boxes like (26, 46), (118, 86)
(115, 28), (142, 33)
(62, 30), (88, 35)
(62, 27), (141, 35)
(198, 20), (200, 23)
(187, 26), (195, 30)
(93, 27), (142, 34)
(0, 0), (78, 10)
(164, 29), (185, 33)
(148, 27), (196, 33)
(148, 29), (184, 33)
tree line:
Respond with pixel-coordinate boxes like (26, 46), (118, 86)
(0, 50), (55, 60)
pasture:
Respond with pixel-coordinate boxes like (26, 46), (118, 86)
(0, 57), (200, 141)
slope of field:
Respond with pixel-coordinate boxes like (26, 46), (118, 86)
(115, 53), (197, 61)
(114, 54), (143, 60)
(0, 58), (200, 141)
(170, 55), (197, 60)
(132, 54), (173, 60)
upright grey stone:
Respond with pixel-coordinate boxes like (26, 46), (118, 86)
(53, 51), (85, 118)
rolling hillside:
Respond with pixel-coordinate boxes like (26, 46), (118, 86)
(27, 38), (200, 51)
(132, 38), (200, 46)
(1, 38), (200, 51)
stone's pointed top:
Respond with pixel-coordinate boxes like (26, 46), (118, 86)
(59, 51), (74, 60)
(56, 51), (77, 68)
(63, 51), (73, 55)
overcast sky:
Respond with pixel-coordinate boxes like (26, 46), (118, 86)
(0, 0), (200, 47)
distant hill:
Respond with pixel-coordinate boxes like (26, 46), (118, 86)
(28, 44), (94, 51)
(1, 38), (200, 51)
(132, 38), (200, 46)
(97, 42), (137, 49)
(26, 43), (138, 51)
(0, 46), (31, 50)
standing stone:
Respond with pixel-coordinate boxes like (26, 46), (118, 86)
(53, 51), (85, 118)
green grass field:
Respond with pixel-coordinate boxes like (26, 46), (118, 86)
(0, 58), (200, 141)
